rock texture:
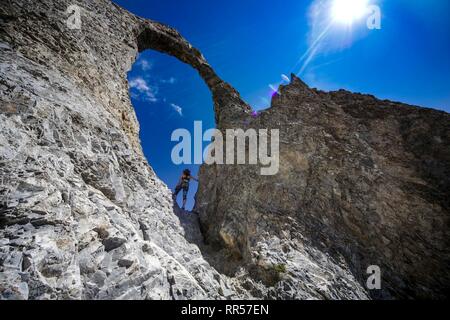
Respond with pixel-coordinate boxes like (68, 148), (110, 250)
(0, 0), (448, 300)
(196, 76), (450, 299)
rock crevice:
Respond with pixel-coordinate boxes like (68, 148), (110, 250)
(196, 74), (450, 299)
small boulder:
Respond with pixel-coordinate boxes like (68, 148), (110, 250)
(102, 237), (126, 252)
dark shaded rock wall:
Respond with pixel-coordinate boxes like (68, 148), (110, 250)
(196, 76), (450, 299)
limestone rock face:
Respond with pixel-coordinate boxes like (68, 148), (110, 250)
(196, 76), (450, 299)
(0, 0), (448, 300)
(0, 0), (249, 300)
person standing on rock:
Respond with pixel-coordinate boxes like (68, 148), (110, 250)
(173, 169), (198, 210)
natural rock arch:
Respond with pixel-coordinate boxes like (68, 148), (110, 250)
(134, 21), (251, 127)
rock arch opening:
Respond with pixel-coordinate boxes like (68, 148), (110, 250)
(128, 52), (214, 210)
(129, 24), (252, 210)
(127, 22), (237, 209)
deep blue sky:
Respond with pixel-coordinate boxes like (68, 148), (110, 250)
(113, 0), (450, 210)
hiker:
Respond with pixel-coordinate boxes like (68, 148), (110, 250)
(173, 169), (198, 210)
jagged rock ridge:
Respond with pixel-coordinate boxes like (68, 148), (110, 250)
(196, 76), (450, 299)
(1, 0), (449, 300)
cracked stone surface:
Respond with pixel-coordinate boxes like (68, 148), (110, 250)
(0, 0), (251, 300)
(196, 76), (450, 299)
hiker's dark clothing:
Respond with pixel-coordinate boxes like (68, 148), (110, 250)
(174, 175), (191, 200)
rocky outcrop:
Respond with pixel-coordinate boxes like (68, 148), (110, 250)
(0, 0), (448, 300)
(196, 76), (450, 299)
(0, 0), (251, 300)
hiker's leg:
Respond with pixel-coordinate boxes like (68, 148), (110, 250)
(173, 185), (182, 203)
(174, 185), (181, 197)
(182, 188), (188, 210)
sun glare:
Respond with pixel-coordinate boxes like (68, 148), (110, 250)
(331, 0), (370, 25)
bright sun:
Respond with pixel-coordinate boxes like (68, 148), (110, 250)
(331, 0), (370, 25)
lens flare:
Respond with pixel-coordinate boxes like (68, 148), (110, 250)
(331, 0), (369, 25)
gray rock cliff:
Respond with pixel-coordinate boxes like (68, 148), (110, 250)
(0, 0), (250, 300)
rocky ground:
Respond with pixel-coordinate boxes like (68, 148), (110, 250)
(1, 0), (449, 300)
